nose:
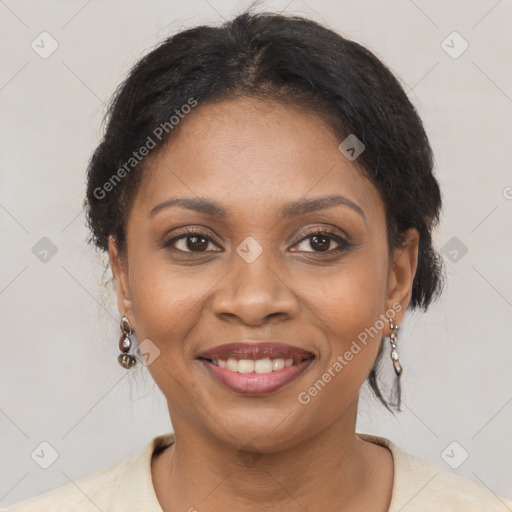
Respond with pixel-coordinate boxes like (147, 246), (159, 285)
(211, 253), (300, 327)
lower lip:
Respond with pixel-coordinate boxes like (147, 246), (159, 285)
(200, 358), (314, 395)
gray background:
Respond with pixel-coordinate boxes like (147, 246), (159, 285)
(1, 0), (511, 507)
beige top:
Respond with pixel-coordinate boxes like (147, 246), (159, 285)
(3, 432), (511, 511)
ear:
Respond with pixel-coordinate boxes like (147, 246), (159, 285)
(108, 235), (136, 328)
(384, 228), (419, 335)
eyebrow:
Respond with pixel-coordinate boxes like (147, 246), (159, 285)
(149, 194), (366, 221)
(150, 197), (227, 218)
(280, 195), (366, 220)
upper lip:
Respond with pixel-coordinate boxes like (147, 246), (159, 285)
(196, 341), (315, 362)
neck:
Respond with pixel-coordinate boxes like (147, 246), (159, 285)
(152, 400), (393, 512)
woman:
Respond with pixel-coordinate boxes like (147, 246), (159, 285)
(4, 10), (511, 512)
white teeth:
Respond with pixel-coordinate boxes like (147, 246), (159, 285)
(272, 359), (285, 370)
(254, 358), (273, 374)
(226, 358), (239, 372)
(212, 357), (303, 374)
(238, 360), (255, 373)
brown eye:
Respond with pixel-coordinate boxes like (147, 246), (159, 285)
(164, 230), (221, 253)
(184, 235), (209, 252)
(309, 234), (331, 252)
(292, 229), (349, 253)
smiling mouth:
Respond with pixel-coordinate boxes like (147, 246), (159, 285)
(196, 342), (315, 395)
(198, 354), (313, 374)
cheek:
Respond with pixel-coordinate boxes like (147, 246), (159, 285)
(126, 258), (211, 401)
(312, 247), (389, 336)
(128, 258), (207, 350)
(303, 246), (389, 382)
(126, 249), (240, 394)
(294, 265), (388, 421)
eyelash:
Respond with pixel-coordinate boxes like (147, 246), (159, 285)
(163, 227), (350, 255)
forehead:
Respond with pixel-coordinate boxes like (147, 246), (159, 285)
(133, 96), (384, 226)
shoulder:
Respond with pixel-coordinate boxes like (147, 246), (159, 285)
(1, 434), (174, 512)
(358, 433), (512, 512)
(397, 455), (512, 511)
(0, 459), (128, 512)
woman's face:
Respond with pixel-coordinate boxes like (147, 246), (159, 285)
(110, 96), (418, 450)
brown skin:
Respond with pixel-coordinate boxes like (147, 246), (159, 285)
(109, 96), (419, 511)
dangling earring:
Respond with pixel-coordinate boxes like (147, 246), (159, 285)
(118, 316), (136, 369)
(389, 318), (402, 375)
